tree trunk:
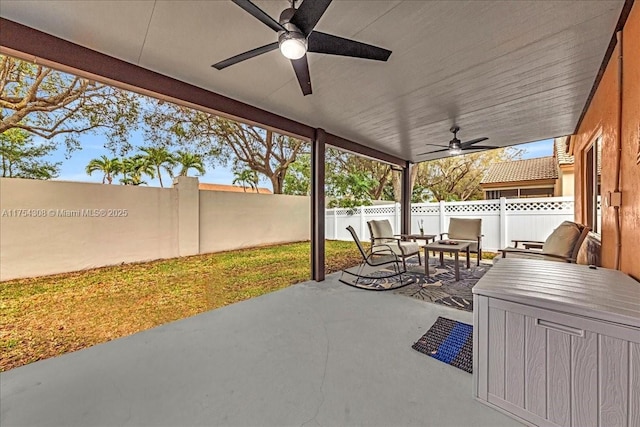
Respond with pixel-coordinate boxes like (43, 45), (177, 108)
(391, 165), (419, 202)
(157, 166), (163, 188)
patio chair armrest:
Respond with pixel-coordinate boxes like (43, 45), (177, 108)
(511, 239), (544, 249)
(368, 244), (401, 260)
(394, 234), (412, 240)
(499, 248), (572, 262)
(372, 236), (401, 243)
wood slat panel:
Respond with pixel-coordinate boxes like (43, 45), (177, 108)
(548, 330), (571, 427)
(505, 312), (525, 408)
(599, 336), (628, 427)
(488, 307), (505, 399)
(525, 316), (546, 418)
(630, 342), (640, 427)
(474, 295), (489, 400)
(571, 331), (598, 427)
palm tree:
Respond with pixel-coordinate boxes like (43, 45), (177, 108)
(232, 168), (259, 193)
(174, 150), (206, 176)
(120, 155), (155, 185)
(85, 155), (121, 184)
(140, 146), (176, 188)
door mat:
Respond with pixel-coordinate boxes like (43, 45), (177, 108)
(411, 316), (473, 373)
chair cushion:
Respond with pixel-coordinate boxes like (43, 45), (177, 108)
(398, 241), (420, 254)
(542, 221), (582, 258)
(448, 218), (482, 241)
(369, 219), (394, 239)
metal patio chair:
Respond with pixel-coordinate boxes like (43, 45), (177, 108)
(367, 219), (421, 270)
(339, 225), (408, 288)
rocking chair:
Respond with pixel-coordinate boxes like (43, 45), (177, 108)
(339, 226), (410, 290)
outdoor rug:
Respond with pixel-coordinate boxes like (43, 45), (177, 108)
(412, 316), (473, 373)
(393, 258), (491, 312)
(340, 257), (490, 311)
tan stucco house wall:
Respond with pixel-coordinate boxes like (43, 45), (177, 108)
(572, 1), (640, 279)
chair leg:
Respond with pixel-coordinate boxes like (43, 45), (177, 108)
(477, 249), (482, 266)
(417, 252), (422, 265)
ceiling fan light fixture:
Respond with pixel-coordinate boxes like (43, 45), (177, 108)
(449, 140), (462, 156)
(279, 32), (307, 60)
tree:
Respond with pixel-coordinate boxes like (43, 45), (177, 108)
(232, 168), (259, 193)
(412, 148), (523, 201)
(173, 150), (205, 176)
(0, 128), (60, 179)
(142, 102), (305, 194)
(85, 155), (121, 184)
(281, 148), (393, 207)
(282, 153), (311, 196)
(328, 150), (392, 201)
(139, 146), (176, 188)
(1, 55), (140, 154)
(120, 155), (154, 185)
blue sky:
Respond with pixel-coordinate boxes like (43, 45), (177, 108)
(47, 134), (554, 190)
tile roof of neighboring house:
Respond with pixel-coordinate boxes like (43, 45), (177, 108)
(481, 156), (558, 184)
(554, 136), (574, 165)
(198, 183), (272, 194)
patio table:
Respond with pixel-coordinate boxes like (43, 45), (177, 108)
(424, 241), (471, 281)
(405, 233), (437, 245)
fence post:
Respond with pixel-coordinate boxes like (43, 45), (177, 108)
(395, 203), (401, 233)
(439, 200), (446, 235)
(333, 208), (338, 240)
(500, 197), (507, 249)
(360, 206), (367, 240)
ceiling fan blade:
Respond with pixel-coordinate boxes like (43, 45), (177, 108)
(231, 0), (286, 32)
(290, 0), (332, 36)
(291, 55), (312, 96)
(462, 145), (495, 150)
(212, 42), (279, 70)
(417, 148), (450, 156)
(308, 31), (392, 61)
(460, 137), (489, 148)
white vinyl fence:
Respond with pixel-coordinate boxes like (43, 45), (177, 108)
(326, 197), (585, 252)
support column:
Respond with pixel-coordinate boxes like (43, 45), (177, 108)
(400, 162), (412, 235)
(311, 129), (326, 281)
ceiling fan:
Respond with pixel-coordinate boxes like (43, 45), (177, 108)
(212, 0), (392, 96)
(418, 126), (492, 156)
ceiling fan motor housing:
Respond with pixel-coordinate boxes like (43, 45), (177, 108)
(278, 8), (307, 59)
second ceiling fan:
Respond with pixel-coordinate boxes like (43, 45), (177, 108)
(212, 0), (392, 96)
(419, 126), (492, 156)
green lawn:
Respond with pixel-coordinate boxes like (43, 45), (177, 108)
(0, 240), (362, 372)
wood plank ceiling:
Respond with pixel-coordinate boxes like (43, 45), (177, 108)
(0, 0), (625, 162)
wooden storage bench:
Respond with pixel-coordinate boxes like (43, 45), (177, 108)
(472, 258), (640, 427)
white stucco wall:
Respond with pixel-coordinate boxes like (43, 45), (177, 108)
(0, 178), (311, 281)
(0, 178), (178, 281)
(199, 191), (310, 253)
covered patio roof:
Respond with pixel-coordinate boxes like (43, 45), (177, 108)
(0, 0), (626, 161)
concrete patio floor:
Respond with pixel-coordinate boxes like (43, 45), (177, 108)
(1, 271), (522, 427)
